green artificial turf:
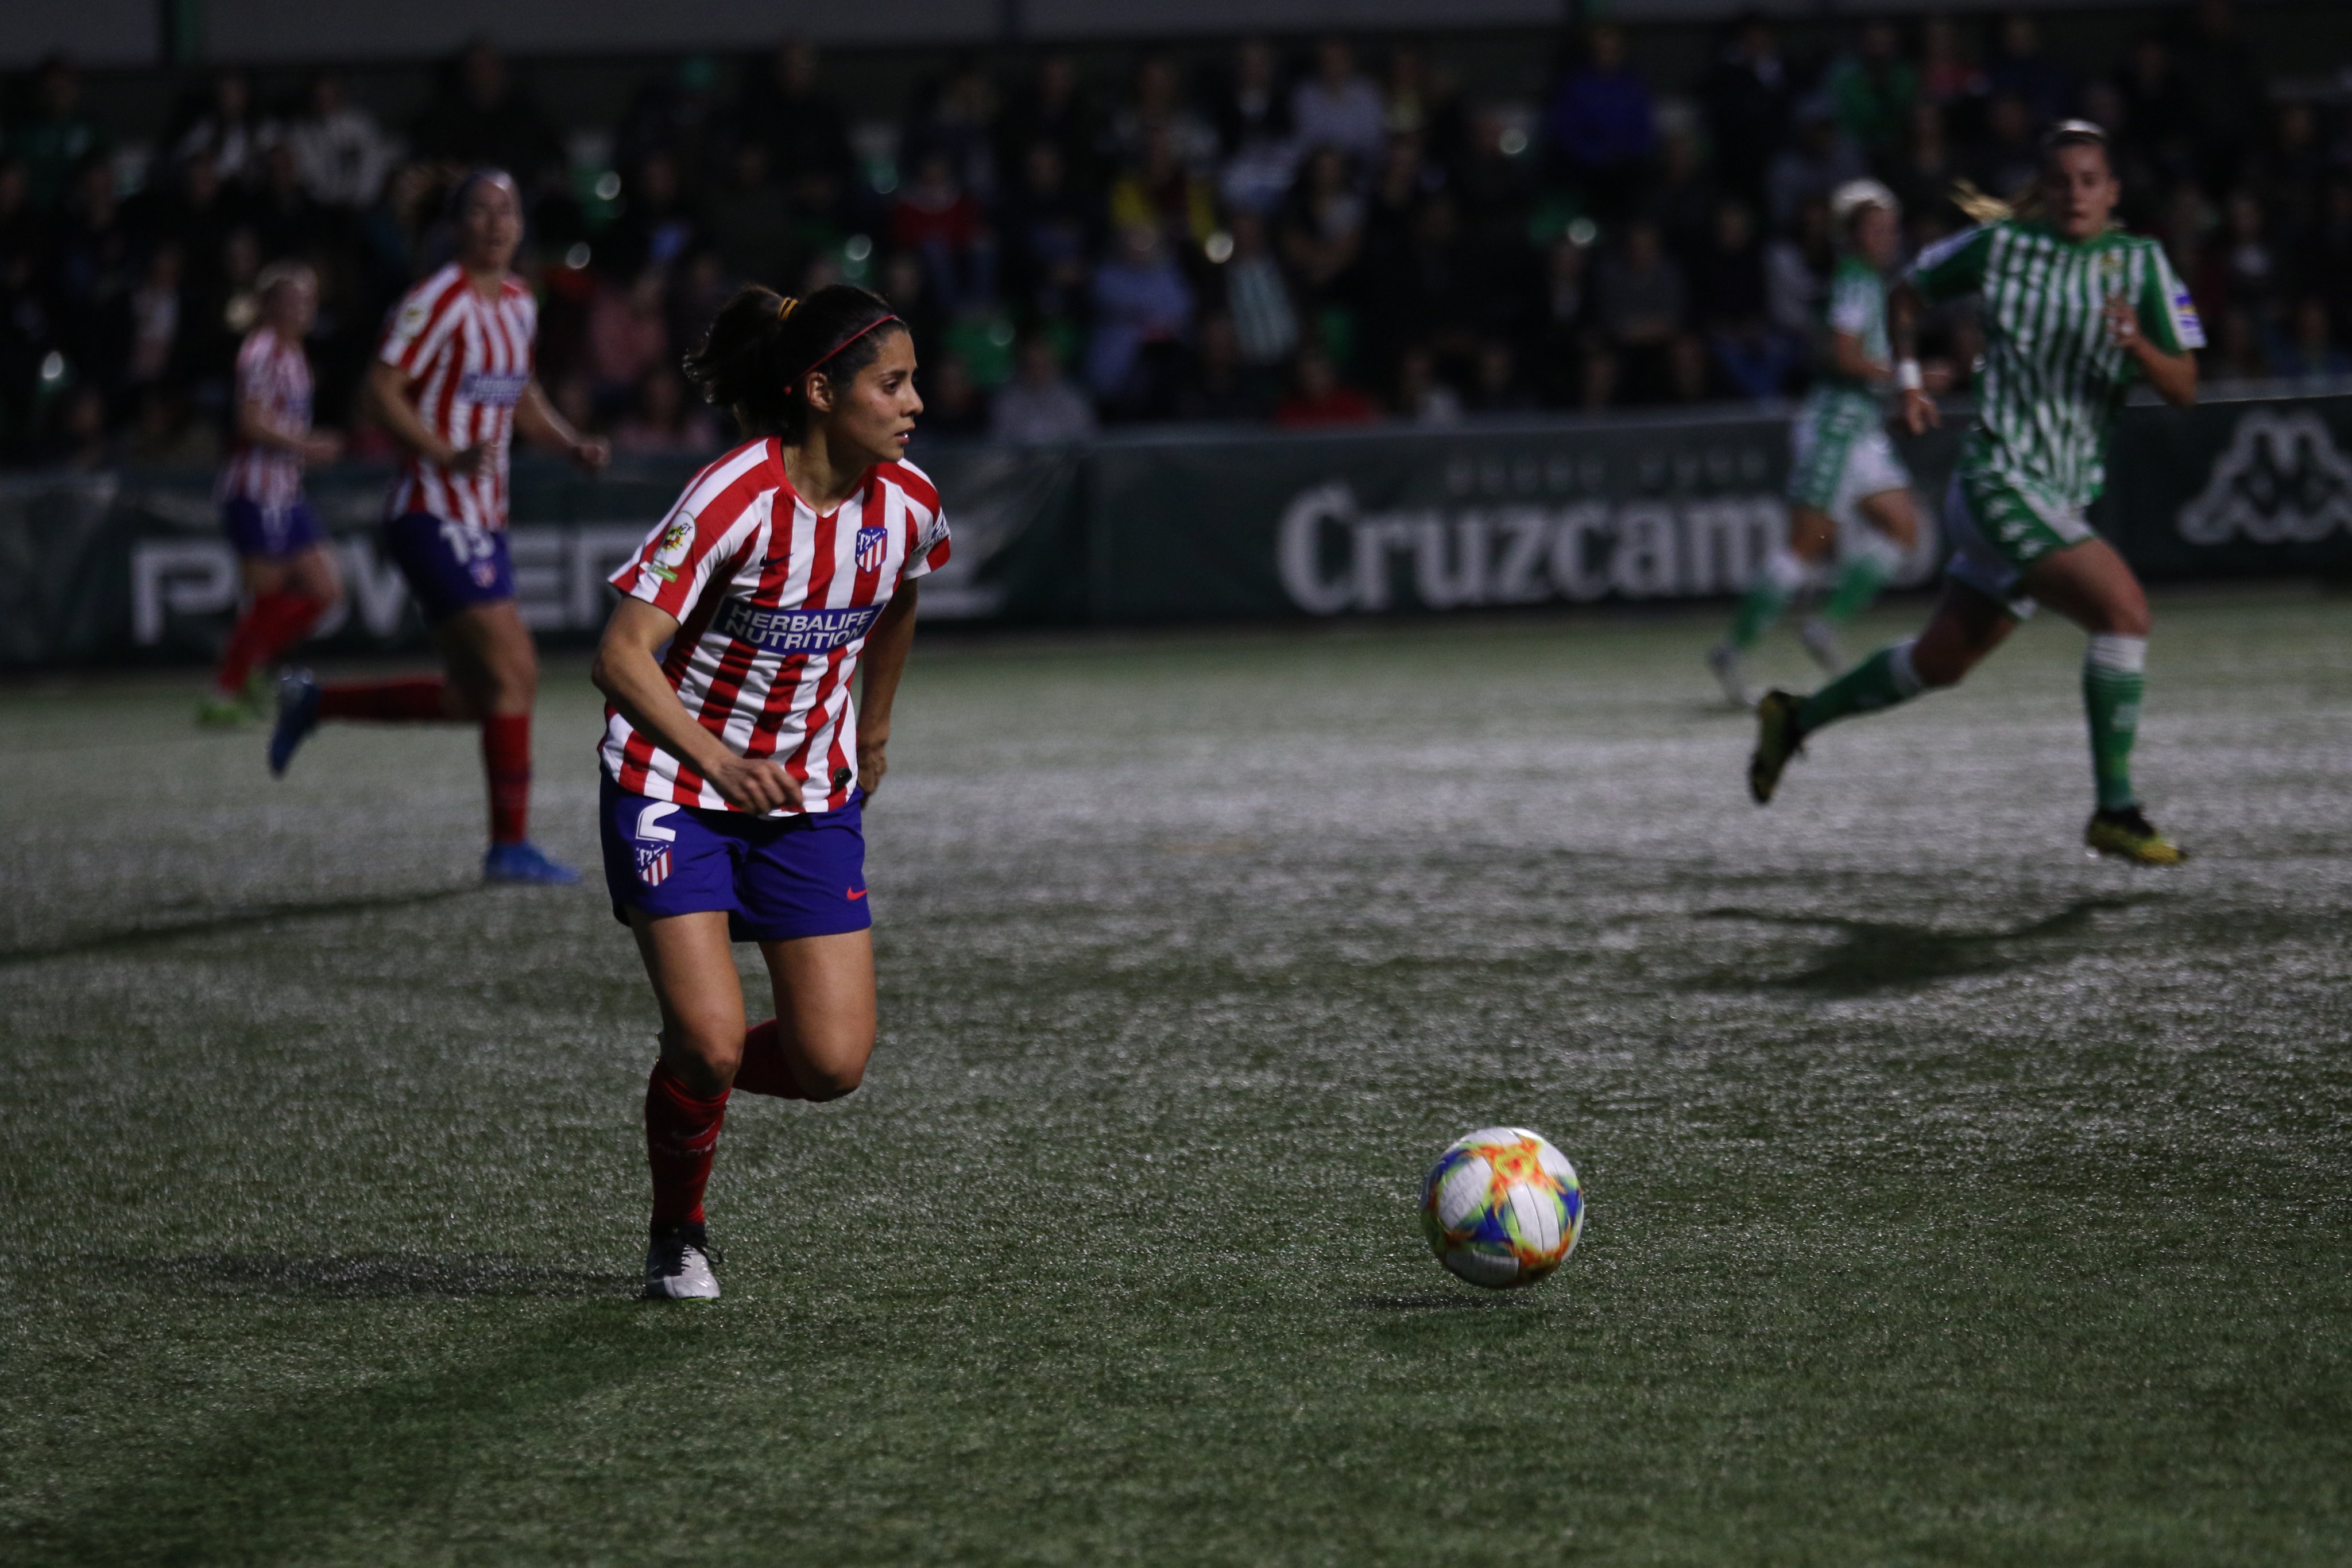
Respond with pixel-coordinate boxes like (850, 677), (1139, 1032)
(2, 587), (2348, 1566)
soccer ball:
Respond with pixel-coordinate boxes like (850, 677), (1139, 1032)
(1421, 1126), (1585, 1289)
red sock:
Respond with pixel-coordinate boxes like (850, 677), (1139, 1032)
(645, 1060), (729, 1227)
(316, 677), (451, 722)
(481, 713), (531, 846)
(215, 591), (326, 694)
(733, 1018), (813, 1099)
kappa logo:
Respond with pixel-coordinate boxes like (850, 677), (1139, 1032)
(854, 524), (889, 574)
(2177, 410), (2352, 545)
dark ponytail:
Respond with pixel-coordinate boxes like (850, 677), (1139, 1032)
(682, 284), (904, 440)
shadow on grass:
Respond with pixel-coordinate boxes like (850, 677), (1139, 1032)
(1349, 1292), (1537, 1311)
(2, 1300), (678, 1566)
(67, 1252), (630, 1300)
(0, 885), (482, 968)
(1700, 895), (2158, 997)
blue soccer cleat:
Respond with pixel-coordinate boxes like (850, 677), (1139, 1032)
(268, 671), (323, 777)
(483, 841), (581, 885)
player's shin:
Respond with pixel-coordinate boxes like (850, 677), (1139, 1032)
(1794, 638), (1926, 736)
(481, 713), (532, 845)
(1728, 548), (1808, 649)
(2083, 634), (2146, 811)
(645, 1059), (730, 1226)
(1817, 552), (1890, 627)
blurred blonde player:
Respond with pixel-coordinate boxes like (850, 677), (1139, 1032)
(1709, 180), (1925, 706)
(269, 169), (608, 882)
(200, 262), (343, 725)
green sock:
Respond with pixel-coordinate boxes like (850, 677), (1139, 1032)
(1795, 641), (1925, 735)
(2083, 636), (2147, 811)
(1727, 550), (1806, 649)
(1817, 555), (1889, 626)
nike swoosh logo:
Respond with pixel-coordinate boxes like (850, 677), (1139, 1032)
(846, 888), (866, 900)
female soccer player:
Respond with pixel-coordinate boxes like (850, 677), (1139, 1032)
(200, 262), (342, 726)
(591, 285), (946, 1299)
(270, 169), (608, 884)
(1708, 180), (1924, 705)
(1748, 123), (2202, 864)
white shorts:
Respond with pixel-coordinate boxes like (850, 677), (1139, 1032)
(1788, 417), (1911, 532)
(1940, 472), (2094, 619)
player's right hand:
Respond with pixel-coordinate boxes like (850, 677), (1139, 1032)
(447, 443), (490, 477)
(1899, 388), (1940, 435)
(708, 755), (803, 815)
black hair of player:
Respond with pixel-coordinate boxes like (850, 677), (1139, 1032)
(682, 285), (906, 443)
(444, 166), (516, 220)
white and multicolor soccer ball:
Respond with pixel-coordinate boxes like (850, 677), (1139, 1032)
(1420, 1126), (1585, 1289)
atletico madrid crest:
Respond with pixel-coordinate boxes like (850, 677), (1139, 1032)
(854, 525), (888, 574)
(636, 845), (671, 887)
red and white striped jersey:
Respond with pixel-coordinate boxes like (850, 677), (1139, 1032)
(601, 440), (952, 817)
(215, 327), (312, 510)
(377, 263), (536, 530)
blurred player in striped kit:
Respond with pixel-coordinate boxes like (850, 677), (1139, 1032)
(269, 169), (608, 883)
(591, 285), (946, 1299)
(1708, 180), (1925, 706)
(1749, 123), (2202, 864)
(199, 262), (343, 726)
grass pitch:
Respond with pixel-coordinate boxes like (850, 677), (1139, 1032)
(2, 588), (2349, 1566)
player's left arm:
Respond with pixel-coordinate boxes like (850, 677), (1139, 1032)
(517, 378), (611, 472)
(2110, 246), (2200, 408)
(854, 585), (919, 797)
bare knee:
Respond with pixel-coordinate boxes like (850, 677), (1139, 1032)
(662, 1024), (743, 1096)
(796, 1061), (865, 1101)
(2097, 602), (2152, 639)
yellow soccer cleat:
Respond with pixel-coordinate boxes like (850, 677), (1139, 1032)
(1748, 690), (1805, 804)
(2086, 806), (2188, 865)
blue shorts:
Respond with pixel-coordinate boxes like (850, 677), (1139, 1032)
(222, 498), (323, 560)
(382, 511), (513, 625)
(598, 775), (872, 943)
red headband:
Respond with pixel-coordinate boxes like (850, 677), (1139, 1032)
(801, 314), (904, 382)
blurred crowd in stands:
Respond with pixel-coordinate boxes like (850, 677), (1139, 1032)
(2, 0), (2347, 467)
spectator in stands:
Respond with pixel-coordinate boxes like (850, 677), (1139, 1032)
(1111, 53), (1218, 176)
(1278, 145), (1365, 305)
(1968, 93), (2042, 205)
(2270, 297), (2352, 382)
(1394, 344), (1461, 424)
(14, 57), (107, 210)
(613, 368), (719, 454)
(1765, 193), (1832, 342)
(1534, 234), (1593, 407)
(2117, 36), (2199, 196)
(1275, 343), (1377, 428)
(1291, 38), (1386, 171)
(706, 141), (792, 287)
(1088, 222), (1193, 418)
(1544, 24), (1655, 222)
(250, 144), (330, 261)
(991, 335), (1096, 444)
(1893, 103), (1964, 243)
(911, 58), (1004, 206)
(1766, 98), (1868, 234)
(2217, 191), (2280, 334)
(919, 352), (991, 439)
(997, 54), (1104, 208)
(890, 149), (991, 312)
(1588, 216), (1700, 406)
(1700, 14), (1793, 207)
(1213, 37), (1298, 217)
(740, 41), (854, 228)
(1108, 123), (1218, 255)
(173, 71), (265, 188)
(1984, 12), (2075, 127)
(2174, 0), (2266, 190)
(1917, 16), (1984, 111)
(615, 55), (726, 191)
(1465, 339), (1533, 415)
(1221, 208), (1299, 370)
(50, 157), (137, 401)
(1826, 21), (1917, 171)
(284, 73), (396, 210)
(880, 251), (947, 376)
(1173, 311), (1274, 422)
(121, 242), (184, 394)
(604, 150), (701, 279)
(411, 40), (564, 175)
(587, 268), (671, 416)
(1001, 140), (1096, 325)
(1689, 199), (1789, 401)
(1643, 109), (1717, 267)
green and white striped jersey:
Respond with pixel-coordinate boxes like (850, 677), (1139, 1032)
(1816, 254), (1891, 410)
(1908, 219), (2204, 509)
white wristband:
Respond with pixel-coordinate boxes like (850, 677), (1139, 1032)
(1895, 359), (1923, 393)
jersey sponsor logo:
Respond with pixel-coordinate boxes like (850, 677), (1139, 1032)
(636, 844), (672, 887)
(457, 370), (529, 406)
(713, 599), (882, 653)
(2169, 287), (2207, 348)
(2177, 410), (2352, 545)
(854, 524), (889, 574)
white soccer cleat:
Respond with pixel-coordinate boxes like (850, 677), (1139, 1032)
(642, 1225), (721, 1300)
(1705, 642), (1755, 708)
(1798, 617), (1847, 674)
